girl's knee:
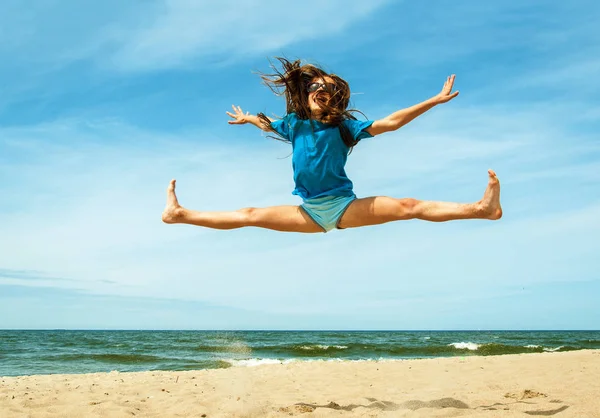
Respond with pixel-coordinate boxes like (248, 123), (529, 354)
(238, 207), (261, 225)
(397, 198), (419, 218)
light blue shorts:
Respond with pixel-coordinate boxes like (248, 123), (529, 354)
(300, 194), (357, 233)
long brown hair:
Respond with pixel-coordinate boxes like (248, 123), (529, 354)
(256, 57), (365, 150)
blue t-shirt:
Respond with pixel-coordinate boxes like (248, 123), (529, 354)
(270, 112), (374, 200)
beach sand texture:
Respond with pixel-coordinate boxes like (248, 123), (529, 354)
(2, 350), (599, 417)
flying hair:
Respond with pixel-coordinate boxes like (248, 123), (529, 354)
(256, 57), (367, 150)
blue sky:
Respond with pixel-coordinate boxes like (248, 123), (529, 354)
(1, 0), (598, 330)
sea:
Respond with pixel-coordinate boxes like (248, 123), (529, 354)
(1, 330), (599, 377)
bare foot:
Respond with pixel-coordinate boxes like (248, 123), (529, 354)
(161, 179), (184, 224)
(479, 169), (503, 220)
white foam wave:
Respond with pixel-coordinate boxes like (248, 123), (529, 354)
(449, 342), (480, 351)
(299, 345), (348, 351)
(227, 358), (293, 367)
(543, 346), (564, 352)
(525, 345), (541, 349)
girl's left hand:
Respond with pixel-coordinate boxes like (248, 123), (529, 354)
(435, 75), (460, 104)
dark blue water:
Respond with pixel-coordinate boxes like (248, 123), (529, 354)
(1, 330), (599, 377)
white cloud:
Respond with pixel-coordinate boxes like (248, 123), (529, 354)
(106, 0), (390, 71)
(0, 0), (390, 73)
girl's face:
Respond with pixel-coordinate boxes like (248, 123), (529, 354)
(307, 76), (336, 115)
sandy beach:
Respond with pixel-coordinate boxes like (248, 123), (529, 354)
(1, 350), (599, 417)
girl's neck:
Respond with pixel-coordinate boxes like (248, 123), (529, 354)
(310, 109), (326, 122)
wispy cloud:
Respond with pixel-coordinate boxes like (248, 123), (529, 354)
(0, 0), (392, 118)
(0, 268), (75, 282)
(106, 0), (390, 71)
(0, 0), (390, 73)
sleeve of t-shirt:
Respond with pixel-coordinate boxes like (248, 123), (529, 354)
(270, 113), (296, 141)
(343, 118), (375, 142)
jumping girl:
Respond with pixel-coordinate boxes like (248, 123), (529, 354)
(162, 58), (502, 233)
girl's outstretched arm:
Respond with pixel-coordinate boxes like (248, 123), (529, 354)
(367, 75), (459, 136)
(227, 105), (273, 131)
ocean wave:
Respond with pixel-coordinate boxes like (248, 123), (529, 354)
(448, 342), (480, 351)
(299, 345), (348, 351)
(225, 342), (575, 357)
(223, 343), (580, 368)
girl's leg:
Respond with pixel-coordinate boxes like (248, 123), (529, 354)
(161, 180), (323, 233)
(338, 170), (502, 229)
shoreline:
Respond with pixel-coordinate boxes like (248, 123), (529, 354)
(2, 350), (599, 417)
(2, 347), (597, 378)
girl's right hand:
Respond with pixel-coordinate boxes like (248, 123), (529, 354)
(226, 105), (251, 124)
